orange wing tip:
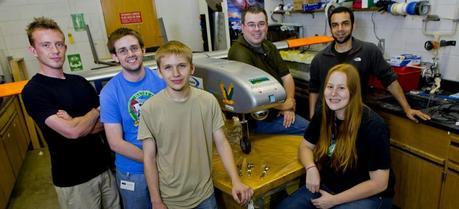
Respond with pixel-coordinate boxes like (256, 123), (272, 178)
(287, 36), (334, 48)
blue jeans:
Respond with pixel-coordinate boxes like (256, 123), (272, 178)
(115, 170), (151, 209)
(276, 186), (393, 209)
(194, 193), (218, 209)
(253, 114), (309, 135)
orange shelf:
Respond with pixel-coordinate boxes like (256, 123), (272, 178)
(286, 35), (334, 48)
(0, 80), (28, 97)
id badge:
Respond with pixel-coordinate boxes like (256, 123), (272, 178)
(120, 180), (135, 191)
(247, 199), (254, 209)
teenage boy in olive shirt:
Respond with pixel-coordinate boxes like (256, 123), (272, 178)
(139, 41), (253, 209)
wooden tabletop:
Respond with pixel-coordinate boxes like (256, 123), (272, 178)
(212, 134), (305, 198)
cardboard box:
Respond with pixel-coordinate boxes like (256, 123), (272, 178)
(293, 0), (303, 10)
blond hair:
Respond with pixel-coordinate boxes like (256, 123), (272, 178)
(155, 40), (192, 68)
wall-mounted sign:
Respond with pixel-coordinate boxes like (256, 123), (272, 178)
(120, 11), (143, 24)
(67, 54), (83, 71)
(71, 13), (86, 31)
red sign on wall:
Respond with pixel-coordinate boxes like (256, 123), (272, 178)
(120, 11), (143, 24)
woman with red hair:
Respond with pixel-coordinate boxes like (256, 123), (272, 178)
(277, 64), (394, 209)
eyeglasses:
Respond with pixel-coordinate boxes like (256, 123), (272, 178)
(245, 21), (267, 30)
(39, 42), (66, 50)
(116, 45), (141, 56)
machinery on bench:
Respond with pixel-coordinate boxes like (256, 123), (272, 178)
(193, 57), (286, 154)
(75, 54), (287, 154)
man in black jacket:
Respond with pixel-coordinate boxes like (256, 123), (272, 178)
(309, 6), (430, 122)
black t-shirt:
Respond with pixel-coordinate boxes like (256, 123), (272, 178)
(304, 107), (394, 197)
(331, 46), (350, 63)
(22, 73), (111, 187)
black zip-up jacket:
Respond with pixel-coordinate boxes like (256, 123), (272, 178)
(309, 37), (397, 99)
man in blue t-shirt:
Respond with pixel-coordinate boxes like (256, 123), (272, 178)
(100, 28), (166, 209)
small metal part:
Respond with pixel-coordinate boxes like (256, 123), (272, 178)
(247, 169), (252, 176)
(425, 40), (435, 50)
(247, 162), (254, 176)
(260, 164), (270, 178)
(236, 160), (243, 177)
(247, 162), (254, 169)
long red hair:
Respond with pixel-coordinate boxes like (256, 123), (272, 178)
(314, 64), (363, 172)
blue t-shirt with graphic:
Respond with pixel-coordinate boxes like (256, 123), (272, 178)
(100, 67), (166, 173)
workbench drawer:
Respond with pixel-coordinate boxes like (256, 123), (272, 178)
(0, 98), (15, 133)
(449, 135), (459, 164)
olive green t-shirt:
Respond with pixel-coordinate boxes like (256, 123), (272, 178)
(138, 87), (224, 208)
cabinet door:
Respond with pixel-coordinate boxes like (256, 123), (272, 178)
(442, 169), (459, 209)
(100, 0), (162, 49)
(293, 78), (310, 119)
(13, 98), (31, 155)
(391, 147), (443, 209)
(2, 119), (23, 177)
(10, 115), (28, 161)
(0, 188), (6, 209)
(0, 141), (15, 209)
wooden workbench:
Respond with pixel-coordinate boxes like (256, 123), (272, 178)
(0, 80), (42, 150)
(212, 134), (305, 208)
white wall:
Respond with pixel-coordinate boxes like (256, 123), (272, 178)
(0, 0), (206, 78)
(1, 0), (458, 82)
(0, 0), (109, 78)
(279, 0), (459, 81)
(155, 0), (204, 51)
(0, 25), (8, 78)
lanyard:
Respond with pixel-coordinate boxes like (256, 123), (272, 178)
(327, 118), (338, 157)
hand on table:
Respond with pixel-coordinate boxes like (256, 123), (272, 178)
(231, 180), (253, 205)
(405, 108), (431, 122)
